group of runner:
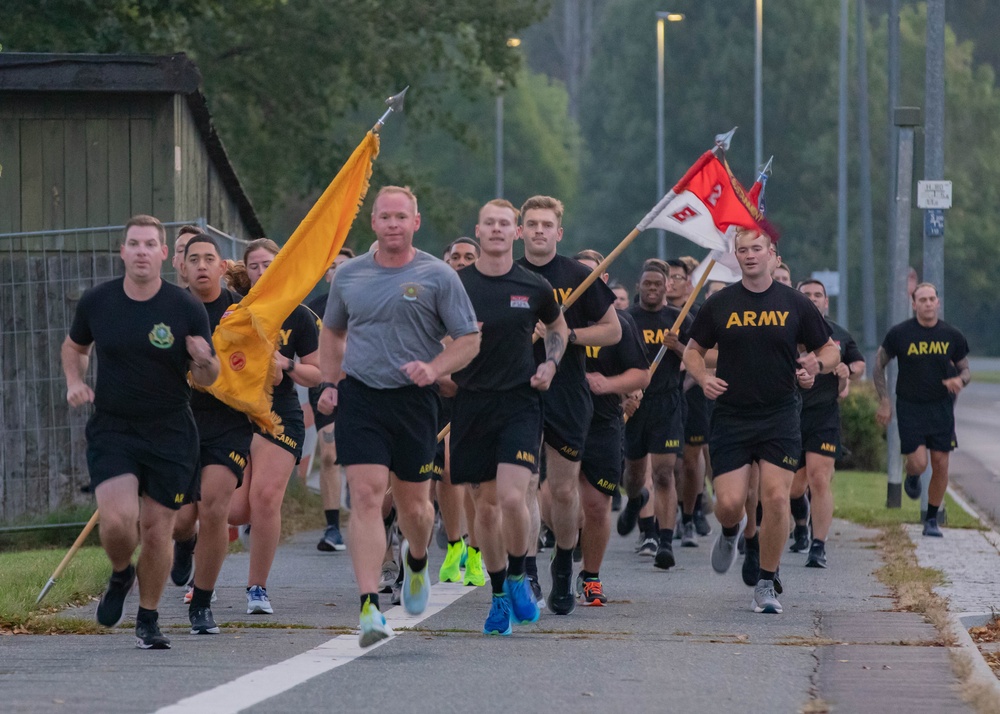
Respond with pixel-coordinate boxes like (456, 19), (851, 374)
(61, 187), (971, 649)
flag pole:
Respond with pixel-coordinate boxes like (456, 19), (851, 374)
(36, 509), (100, 605)
(647, 258), (715, 379)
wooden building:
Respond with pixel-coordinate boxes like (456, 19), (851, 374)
(0, 53), (263, 522)
(0, 52), (263, 239)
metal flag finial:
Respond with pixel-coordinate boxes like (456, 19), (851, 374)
(758, 155), (774, 179)
(715, 127), (737, 152)
(374, 86), (409, 132)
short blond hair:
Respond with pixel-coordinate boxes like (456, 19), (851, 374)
(124, 214), (166, 245)
(373, 185), (418, 214)
(520, 195), (564, 225)
(480, 198), (519, 222)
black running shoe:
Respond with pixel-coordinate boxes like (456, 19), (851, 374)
(805, 542), (828, 568)
(171, 536), (196, 587)
(616, 488), (649, 537)
(904, 474), (921, 500)
(528, 574), (545, 611)
(189, 606), (221, 635)
(789, 525), (810, 553)
(135, 616), (171, 649)
(741, 536), (760, 587)
(693, 508), (712, 537)
(96, 564), (135, 627)
(548, 559), (576, 616)
(654, 542), (675, 570)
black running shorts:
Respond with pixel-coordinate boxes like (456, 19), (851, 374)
(254, 398), (306, 463)
(625, 388), (684, 460)
(540, 380), (593, 463)
(86, 409), (199, 511)
(709, 396), (802, 477)
(581, 416), (624, 496)
(195, 408), (253, 487)
(450, 386), (542, 484)
(307, 385), (336, 432)
(432, 396), (453, 482)
(800, 403), (840, 463)
(896, 396), (957, 454)
(335, 376), (441, 482)
(684, 384), (710, 446)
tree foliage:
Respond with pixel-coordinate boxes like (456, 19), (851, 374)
(573, 0), (1000, 353)
(1, 0), (554, 240)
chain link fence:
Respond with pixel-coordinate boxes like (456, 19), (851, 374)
(0, 221), (248, 523)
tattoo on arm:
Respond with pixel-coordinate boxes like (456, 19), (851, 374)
(545, 330), (565, 365)
(956, 357), (971, 385)
(873, 347), (890, 400)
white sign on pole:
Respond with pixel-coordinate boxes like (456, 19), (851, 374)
(917, 180), (953, 209)
(811, 270), (840, 297)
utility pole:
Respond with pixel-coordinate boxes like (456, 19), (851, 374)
(857, 0), (877, 363)
(886, 106), (921, 509)
(923, 0), (946, 311)
(754, 0), (763, 171)
(836, 0), (849, 325)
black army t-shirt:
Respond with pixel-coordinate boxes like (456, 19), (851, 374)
(801, 318), (864, 411)
(69, 277), (213, 418)
(689, 281), (832, 409)
(587, 310), (649, 421)
(882, 317), (969, 403)
(453, 263), (560, 392)
(272, 304), (320, 412)
(190, 287), (245, 414)
(516, 254), (616, 388)
(627, 304), (693, 395)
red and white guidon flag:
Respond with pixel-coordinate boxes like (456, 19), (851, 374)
(637, 150), (767, 251)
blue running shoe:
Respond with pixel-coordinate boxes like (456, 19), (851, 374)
(401, 540), (430, 615)
(483, 594), (513, 636)
(358, 600), (394, 648)
(246, 585), (273, 614)
(503, 573), (540, 625)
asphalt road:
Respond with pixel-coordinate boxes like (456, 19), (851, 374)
(0, 516), (970, 713)
(951, 372), (1000, 525)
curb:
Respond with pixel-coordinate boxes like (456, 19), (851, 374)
(922, 488), (1000, 705)
(949, 611), (1000, 706)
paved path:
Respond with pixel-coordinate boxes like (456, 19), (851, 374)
(1, 514), (975, 713)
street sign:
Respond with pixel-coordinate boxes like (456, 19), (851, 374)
(917, 180), (952, 209)
(924, 208), (945, 238)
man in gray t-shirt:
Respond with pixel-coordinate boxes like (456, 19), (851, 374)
(316, 186), (480, 647)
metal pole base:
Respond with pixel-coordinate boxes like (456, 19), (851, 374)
(886, 482), (902, 509)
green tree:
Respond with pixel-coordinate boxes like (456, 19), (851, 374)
(1, 0), (551, 236)
(573, 0), (1000, 354)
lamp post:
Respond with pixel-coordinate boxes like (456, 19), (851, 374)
(496, 37), (522, 199)
(656, 11), (684, 260)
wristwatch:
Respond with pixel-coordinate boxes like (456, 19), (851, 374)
(318, 381), (338, 392)
(568, 328), (578, 344)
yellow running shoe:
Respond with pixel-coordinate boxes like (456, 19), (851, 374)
(439, 540), (464, 583)
(463, 546), (486, 587)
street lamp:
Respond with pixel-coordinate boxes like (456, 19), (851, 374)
(656, 11), (685, 260)
(496, 37), (522, 199)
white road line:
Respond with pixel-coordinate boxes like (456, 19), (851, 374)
(154, 582), (476, 714)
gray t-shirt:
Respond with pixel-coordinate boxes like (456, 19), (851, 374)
(324, 249), (479, 388)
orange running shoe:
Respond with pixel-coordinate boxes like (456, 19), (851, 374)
(581, 578), (607, 606)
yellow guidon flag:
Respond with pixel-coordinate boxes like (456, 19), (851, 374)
(200, 131), (380, 434)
